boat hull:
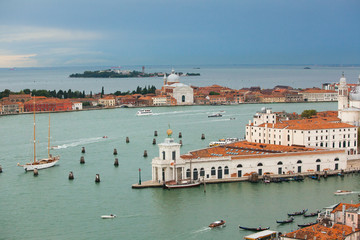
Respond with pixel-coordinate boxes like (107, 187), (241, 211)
(20, 156), (60, 171)
(101, 215), (116, 219)
(164, 182), (201, 189)
(239, 226), (270, 231)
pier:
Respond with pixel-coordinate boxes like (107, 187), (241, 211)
(131, 167), (360, 189)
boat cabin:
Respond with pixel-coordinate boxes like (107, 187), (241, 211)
(244, 230), (278, 240)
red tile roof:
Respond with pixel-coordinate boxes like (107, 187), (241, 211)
(284, 223), (358, 240)
(331, 203), (360, 213)
(180, 140), (338, 160)
(256, 117), (354, 130)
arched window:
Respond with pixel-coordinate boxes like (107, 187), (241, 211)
(162, 151), (165, 160)
(224, 166), (229, 175)
(343, 141), (346, 148)
(237, 164), (243, 168)
(200, 168), (205, 177)
(297, 160), (302, 164)
(316, 159), (321, 163)
(277, 161), (283, 165)
(257, 163), (263, 167)
(182, 95), (185, 102)
(186, 169), (191, 178)
(334, 158), (339, 161)
(211, 167), (216, 176)
(193, 168), (198, 180)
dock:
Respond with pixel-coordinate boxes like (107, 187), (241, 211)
(132, 167), (360, 189)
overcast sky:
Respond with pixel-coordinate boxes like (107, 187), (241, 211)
(0, 0), (359, 67)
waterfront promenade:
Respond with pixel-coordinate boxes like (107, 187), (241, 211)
(132, 161), (360, 188)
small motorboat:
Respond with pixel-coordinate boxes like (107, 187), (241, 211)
(136, 109), (153, 116)
(304, 210), (320, 217)
(209, 220), (226, 228)
(101, 214), (116, 219)
(298, 222), (317, 228)
(334, 190), (353, 195)
(239, 225), (270, 231)
(102, 136), (108, 139)
(276, 217), (294, 224)
(208, 113), (222, 118)
(288, 209), (307, 216)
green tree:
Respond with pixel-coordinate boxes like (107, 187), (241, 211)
(301, 110), (317, 118)
(101, 86), (104, 98)
(209, 91), (220, 95)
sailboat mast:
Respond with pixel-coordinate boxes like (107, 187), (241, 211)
(48, 113), (50, 158)
(33, 96), (36, 163)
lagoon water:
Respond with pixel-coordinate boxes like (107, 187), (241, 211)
(1, 102), (360, 239)
(1, 65), (360, 94)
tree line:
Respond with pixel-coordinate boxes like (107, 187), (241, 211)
(0, 85), (157, 99)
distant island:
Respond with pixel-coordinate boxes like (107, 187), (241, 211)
(69, 69), (200, 78)
(304, 67), (311, 69)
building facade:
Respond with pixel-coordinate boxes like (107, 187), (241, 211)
(246, 108), (358, 156)
(152, 135), (346, 183)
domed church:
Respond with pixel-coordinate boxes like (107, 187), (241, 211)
(338, 73), (360, 126)
(159, 69), (194, 105)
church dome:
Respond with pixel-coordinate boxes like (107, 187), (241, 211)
(167, 69), (180, 83)
(349, 75), (360, 101)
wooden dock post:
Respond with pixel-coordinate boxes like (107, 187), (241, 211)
(126, 137), (130, 143)
(113, 148), (118, 155)
(114, 158), (119, 167)
(33, 168), (38, 176)
(143, 150), (148, 157)
(154, 131), (158, 137)
(81, 147), (85, 153)
(95, 174), (100, 183)
(179, 132), (182, 138)
(80, 156), (85, 164)
(153, 138), (156, 145)
(69, 171), (74, 180)
(201, 134), (205, 140)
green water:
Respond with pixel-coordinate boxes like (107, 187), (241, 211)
(1, 102), (359, 239)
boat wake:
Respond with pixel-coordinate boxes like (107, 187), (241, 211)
(191, 227), (211, 234)
(51, 137), (106, 149)
(153, 110), (209, 116)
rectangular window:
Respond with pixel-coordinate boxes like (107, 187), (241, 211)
(172, 151), (176, 160)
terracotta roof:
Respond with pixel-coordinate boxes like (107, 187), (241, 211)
(284, 223), (358, 240)
(301, 89), (336, 93)
(256, 117), (354, 130)
(180, 140), (324, 160)
(331, 203), (360, 213)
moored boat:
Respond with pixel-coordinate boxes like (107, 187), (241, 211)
(136, 109), (153, 116)
(164, 180), (201, 189)
(334, 190), (353, 195)
(239, 225), (270, 231)
(304, 210), (320, 217)
(276, 217), (294, 224)
(298, 222), (317, 228)
(288, 209), (307, 216)
(208, 138), (240, 147)
(101, 214), (116, 219)
(209, 220), (226, 228)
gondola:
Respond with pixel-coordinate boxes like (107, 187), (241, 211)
(276, 217), (294, 224)
(298, 222), (317, 228)
(304, 211), (320, 217)
(288, 209), (307, 216)
(239, 225), (270, 231)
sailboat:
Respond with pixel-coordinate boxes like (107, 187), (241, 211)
(17, 97), (60, 171)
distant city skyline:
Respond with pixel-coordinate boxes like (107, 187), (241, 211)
(0, 0), (359, 68)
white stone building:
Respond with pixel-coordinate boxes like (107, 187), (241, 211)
(246, 108), (358, 156)
(152, 133), (346, 183)
(159, 69), (194, 105)
(338, 74), (360, 126)
(72, 102), (83, 110)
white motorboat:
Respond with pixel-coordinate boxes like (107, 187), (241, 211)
(136, 109), (153, 116)
(101, 214), (116, 219)
(209, 138), (240, 147)
(18, 97), (60, 172)
(334, 190), (353, 195)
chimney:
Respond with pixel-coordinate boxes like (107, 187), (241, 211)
(342, 204), (346, 224)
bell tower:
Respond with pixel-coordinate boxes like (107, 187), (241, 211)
(338, 72), (348, 117)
